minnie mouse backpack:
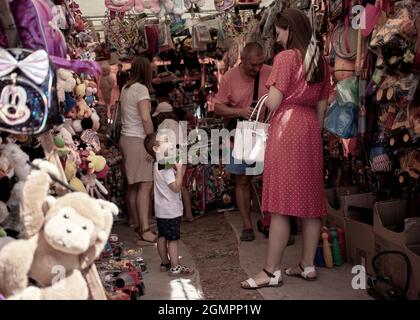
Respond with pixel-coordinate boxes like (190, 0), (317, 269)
(0, 47), (60, 135)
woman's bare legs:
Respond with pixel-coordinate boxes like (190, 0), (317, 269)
(283, 217), (321, 278)
(127, 183), (139, 228)
(136, 181), (155, 241)
(241, 214), (290, 287)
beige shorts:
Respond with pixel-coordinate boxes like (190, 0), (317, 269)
(119, 135), (153, 184)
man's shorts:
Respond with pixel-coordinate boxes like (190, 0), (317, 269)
(157, 216), (182, 241)
(224, 147), (262, 176)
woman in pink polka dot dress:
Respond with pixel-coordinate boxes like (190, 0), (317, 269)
(241, 9), (332, 289)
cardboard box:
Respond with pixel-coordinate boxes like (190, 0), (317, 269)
(374, 200), (420, 246)
(345, 193), (377, 275)
(324, 186), (359, 230)
(406, 244), (420, 300)
(373, 200), (420, 299)
(374, 235), (420, 300)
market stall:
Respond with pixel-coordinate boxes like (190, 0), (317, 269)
(0, 0), (419, 300)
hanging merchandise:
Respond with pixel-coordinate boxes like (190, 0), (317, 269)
(103, 13), (149, 60)
(192, 24), (212, 52)
(324, 76), (359, 139)
(158, 22), (175, 53)
(369, 4), (417, 72)
(0, 48), (61, 135)
(184, 0), (205, 13)
(0, 161), (118, 299)
(328, 0), (350, 23)
(105, 0), (135, 19)
(214, 0), (234, 12)
(0, 0), (101, 78)
(234, 0), (261, 14)
(289, 0), (311, 11)
(144, 23), (160, 56)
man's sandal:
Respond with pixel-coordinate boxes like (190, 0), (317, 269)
(285, 263), (317, 281)
(241, 269), (283, 290)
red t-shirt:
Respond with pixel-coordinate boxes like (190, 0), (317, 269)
(215, 64), (272, 110)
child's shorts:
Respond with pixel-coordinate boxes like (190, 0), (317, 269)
(157, 217), (182, 241)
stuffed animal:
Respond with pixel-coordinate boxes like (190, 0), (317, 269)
(0, 142), (31, 237)
(74, 14), (85, 33)
(0, 160), (118, 299)
(75, 82), (87, 101)
(57, 69), (76, 103)
(64, 160), (87, 193)
(76, 99), (93, 119)
(53, 134), (71, 158)
(87, 151), (107, 174)
(91, 109), (100, 132)
(85, 82), (98, 108)
(72, 120), (83, 134)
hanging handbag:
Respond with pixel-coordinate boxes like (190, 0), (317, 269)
(232, 94), (271, 165)
(0, 47), (61, 135)
(324, 76), (359, 139)
(192, 24), (211, 52)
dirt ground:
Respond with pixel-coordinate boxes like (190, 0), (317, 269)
(181, 212), (263, 300)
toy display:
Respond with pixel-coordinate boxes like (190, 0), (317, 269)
(315, 226), (347, 268)
(0, 160), (118, 299)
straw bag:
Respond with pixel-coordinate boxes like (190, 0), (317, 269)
(232, 94), (271, 165)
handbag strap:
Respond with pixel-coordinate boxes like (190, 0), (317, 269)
(251, 72), (260, 108)
(249, 94), (270, 123)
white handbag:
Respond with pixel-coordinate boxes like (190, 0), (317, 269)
(232, 94), (271, 166)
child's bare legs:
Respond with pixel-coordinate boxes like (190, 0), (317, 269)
(182, 187), (194, 221)
(168, 240), (180, 268)
(157, 237), (170, 265)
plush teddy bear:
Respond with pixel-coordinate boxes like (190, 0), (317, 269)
(0, 160), (118, 299)
(57, 69), (76, 103)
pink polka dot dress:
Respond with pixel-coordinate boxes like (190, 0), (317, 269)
(262, 49), (331, 218)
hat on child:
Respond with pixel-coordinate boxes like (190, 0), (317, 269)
(152, 102), (173, 117)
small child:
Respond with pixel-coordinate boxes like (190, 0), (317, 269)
(144, 132), (194, 276)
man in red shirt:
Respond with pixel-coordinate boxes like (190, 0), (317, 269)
(215, 42), (272, 241)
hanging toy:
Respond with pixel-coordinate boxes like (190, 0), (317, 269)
(331, 229), (343, 266)
(321, 231), (334, 268)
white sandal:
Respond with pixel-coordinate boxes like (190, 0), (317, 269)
(285, 263), (317, 281)
(241, 269), (283, 290)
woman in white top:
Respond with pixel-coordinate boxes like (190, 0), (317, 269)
(119, 57), (156, 243)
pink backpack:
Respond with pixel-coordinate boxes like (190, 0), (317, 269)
(0, 0), (101, 77)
